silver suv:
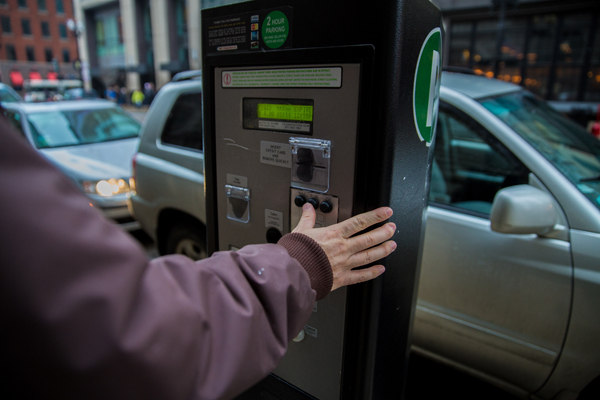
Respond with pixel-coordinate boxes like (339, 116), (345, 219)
(128, 71), (206, 259)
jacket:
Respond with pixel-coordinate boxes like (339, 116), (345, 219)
(0, 114), (333, 399)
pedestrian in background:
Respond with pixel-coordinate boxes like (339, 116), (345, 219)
(120, 87), (129, 105)
(132, 89), (144, 108)
(143, 82), (155, 105)
(105, 86), (117, 102)
(116, 87), (126, 105)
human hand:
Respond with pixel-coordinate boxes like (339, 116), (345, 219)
(293, 204), (397, 291)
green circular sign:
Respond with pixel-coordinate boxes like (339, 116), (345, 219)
(262, 11), (289, 49)
(413, 28), (442, 146)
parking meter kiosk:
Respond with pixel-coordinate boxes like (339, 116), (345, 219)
(202, 1), (442, 398)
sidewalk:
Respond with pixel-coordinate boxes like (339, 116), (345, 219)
(121, 104), (148, 124)
(121, 104), (149, 112)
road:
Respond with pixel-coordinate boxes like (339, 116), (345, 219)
(128, 229), (520, 400)
(122, 105), (148, 123)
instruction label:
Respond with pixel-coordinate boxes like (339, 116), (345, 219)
(305, 325), (318, 338)
(258, 120), (310, 133)
(204, 7), (292, 54)
(265, 209), (283, 230)
(227, 173), (248, 188)
(260, 141), (292, 168)
(222, 67), (342, 88)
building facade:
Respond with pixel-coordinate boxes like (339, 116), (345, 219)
(433, 0), (600, 107)
(0, 0), (79, 91)
(73, 0), (237, 98)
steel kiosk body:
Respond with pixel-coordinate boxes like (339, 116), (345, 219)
(201, 1), (442, 398)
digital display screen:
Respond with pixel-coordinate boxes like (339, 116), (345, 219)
(257, 104), (313, 122)
(243, 98), (314, 135)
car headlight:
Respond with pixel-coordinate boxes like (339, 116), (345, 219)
(82, 178), (131, 197)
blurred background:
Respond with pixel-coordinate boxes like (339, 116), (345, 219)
(0, 0), (598, 128)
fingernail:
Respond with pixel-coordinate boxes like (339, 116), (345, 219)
(390, 241), (397, 251)
(386, 208), (393, 217)
(303, 203), (312, 212)
(379, 266), (386, 274)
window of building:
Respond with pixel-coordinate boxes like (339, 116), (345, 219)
(161, 92), (203, 151)
(59, 23), (67, 38)
(549, 13), (591, 101)
(449, 21), (474, 68)
(37, 0), (45, 11)
(1, 15), (11, 33)
(447, 12), (600, 102)
(6, 44), (16, 60)
(56, 0), (63, 13)
(142, 1), (154, 68)
(41, 21), (50, 37)
(585, 26), (600, 101)
(497, 18), (528, 84)
(26, 46), (35, 61)
(44, 48), (52, 62)
(175, 0), (189, 67)
(472, 20), (497, 75)
(62, 49), (70, 62)
(17, 0), (27, 8)
(94, 13), (125, 63)
(22, 18), (31, 35)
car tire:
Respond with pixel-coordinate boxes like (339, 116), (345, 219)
(165, 222), (207, 261)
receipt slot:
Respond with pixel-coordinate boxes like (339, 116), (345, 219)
(202, 1), (442, 399)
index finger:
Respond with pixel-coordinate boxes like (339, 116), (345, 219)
(335, 207), (393, 238)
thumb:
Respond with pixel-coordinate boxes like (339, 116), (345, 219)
(293, 203), (316, 233)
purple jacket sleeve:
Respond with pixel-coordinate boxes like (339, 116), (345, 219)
(0, 117), (331, 399)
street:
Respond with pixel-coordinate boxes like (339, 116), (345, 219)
(122, 105), (148, 124)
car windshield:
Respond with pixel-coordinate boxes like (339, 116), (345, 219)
(0, 88), (21, 103)
(479, 91), (600, 211)
(27, 107), (140, 149)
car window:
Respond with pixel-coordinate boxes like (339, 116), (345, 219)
(0, 88), (21, 103)
(161, 91), (203, 151)
(480, 91), (600, 212)
(430, 103), (529, 216)
(26, 107), (140, 149)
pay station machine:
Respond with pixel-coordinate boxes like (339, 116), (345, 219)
(202, 1), (442, 398)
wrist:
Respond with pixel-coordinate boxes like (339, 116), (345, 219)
(278, 233), (333, 300)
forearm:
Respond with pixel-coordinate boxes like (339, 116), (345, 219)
(0, 125), (322, 400)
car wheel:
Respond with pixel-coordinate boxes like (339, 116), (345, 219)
(165, 223), (207, 261)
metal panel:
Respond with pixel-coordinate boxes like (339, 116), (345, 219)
(213, 63), (361, 399)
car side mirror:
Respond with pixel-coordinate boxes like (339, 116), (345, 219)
(490, 185), (558, 235)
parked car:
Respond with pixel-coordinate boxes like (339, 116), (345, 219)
(128, 70), (600, 399)
(63, 88), (100, 101)
(0, 82), (23, 103)
(23, 79), (83, 102)
(416, 71), (600, 400)
(3, 100), (142, 230)
(128, 71), (204, 257)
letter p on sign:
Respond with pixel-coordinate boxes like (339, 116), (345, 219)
(413, 28), (442, 147)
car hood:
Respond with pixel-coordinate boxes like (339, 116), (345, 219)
(41, 138), (139, 181)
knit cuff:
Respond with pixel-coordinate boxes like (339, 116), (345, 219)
(278, 233), (333, 301)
